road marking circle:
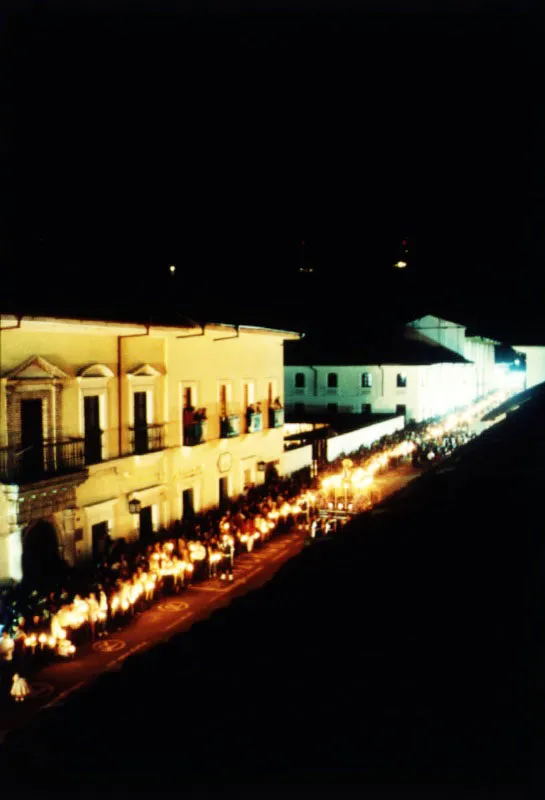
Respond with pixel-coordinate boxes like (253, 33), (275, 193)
(92, 638), (127, 654)
(156, 600), (189, 612)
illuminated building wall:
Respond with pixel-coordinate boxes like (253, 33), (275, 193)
(0, 315), (297, 582)
(285, 361), (478, 423)
(512, 346), (545, 389)
(407, 315), (497, 397)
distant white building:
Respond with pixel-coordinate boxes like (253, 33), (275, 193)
(284, 314), (498, 424)
(512, 345), (545, 389)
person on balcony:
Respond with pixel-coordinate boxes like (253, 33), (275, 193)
(246, 404), (255, 432)
(193, 408), (206, 443)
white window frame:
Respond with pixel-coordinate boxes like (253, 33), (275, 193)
(180, 381), (198, 410)
(242, 379), (255, 407)
(78, 365), (114, 461)
(267, 378), (278, 406)
(218, 381), (233, 416)
(127, 364), (161, 427)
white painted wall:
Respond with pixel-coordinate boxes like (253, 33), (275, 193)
(512, 346), (545, 389)
(282, 444), (313, 475)
(285, 361), (478, 423)
(326, 415), (405, 462)
(406, 314), (466, 355)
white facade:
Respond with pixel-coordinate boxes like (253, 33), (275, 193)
(285, 362), (477, 423)
(512, 346), (545, 389)
(285, 315), (497, 424)
(407, 315), (497, 397)
(0, 315), (297, 583)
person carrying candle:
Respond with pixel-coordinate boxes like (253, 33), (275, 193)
(11, 673), (30, 703)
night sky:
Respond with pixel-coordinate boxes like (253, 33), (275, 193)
(2, 1), (544, 337)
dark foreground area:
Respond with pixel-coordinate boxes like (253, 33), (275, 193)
(2, 392), (545, 799)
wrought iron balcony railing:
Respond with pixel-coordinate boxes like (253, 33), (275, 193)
(220, 414), (241, 439)
(129, 423), (165, 455)
(246, 411), (262, 434)
(268, 408), (285, 428)
(183, 421), (208, 446)
(0, 439), (86, 484)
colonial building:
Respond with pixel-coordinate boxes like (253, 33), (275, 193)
(0, 314), (298, 583)
(284, 314), (497, 423)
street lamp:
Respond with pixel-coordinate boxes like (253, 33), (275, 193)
(128, 497), (142, 515)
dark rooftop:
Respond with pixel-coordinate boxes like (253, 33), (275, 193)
(285, 329), (472, 367)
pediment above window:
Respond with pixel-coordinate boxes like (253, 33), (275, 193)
(79, 364), (115, 379)
(5, 355), (69, 381)
(128, 363), (163, 377)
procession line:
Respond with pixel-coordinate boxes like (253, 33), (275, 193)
(42, 681), (85, 710)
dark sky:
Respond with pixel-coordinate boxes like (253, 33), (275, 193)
(2, 1), (544, 336)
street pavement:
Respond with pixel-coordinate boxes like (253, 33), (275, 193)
(0, 464), (420, 741)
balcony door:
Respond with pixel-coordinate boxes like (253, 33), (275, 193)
(21, 398), (44, 479)
(84, 395), (102, 464)
(134, 391), (148, 454)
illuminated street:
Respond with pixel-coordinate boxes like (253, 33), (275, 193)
(0, 462), (420, 740)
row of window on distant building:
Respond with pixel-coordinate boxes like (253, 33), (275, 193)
(294, 372), (407, 389)
(291, 402), (407, 416)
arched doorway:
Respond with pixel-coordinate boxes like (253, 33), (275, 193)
(22, 520), (63, 588)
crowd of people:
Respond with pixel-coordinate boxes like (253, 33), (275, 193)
(0, 390), (509, 701)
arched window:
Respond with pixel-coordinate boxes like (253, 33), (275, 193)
(295, 373), (306, 389)
(327, 372), (338, 388)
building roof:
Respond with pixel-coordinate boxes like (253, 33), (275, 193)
(0, 312), (301, 340)
(284, 331), (472, 367)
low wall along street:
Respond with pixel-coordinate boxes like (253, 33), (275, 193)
(326, 415), (405, 463)
(282, 444), (313, 475)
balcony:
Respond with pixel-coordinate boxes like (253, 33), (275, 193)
(0, 439), (86, 485)
(246, 411), (262, 434)
(268, 407), (285, 428)
(183, 421), (207, 447)
(129, 423), (165, 455)
(220, 414), (241, 439)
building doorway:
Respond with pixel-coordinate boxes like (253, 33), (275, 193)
(396, 404), (407, 417)
(182, 488), (195, 521)
(139, 505), (153, 543)
(21, 398), (44, 479)
(92, 521), (110, 564)
(219, 476), (229, 511)
(22, 520), (61, 587)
